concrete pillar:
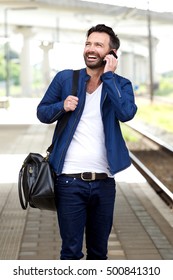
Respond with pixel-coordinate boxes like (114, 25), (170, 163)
(135, 55), (148, 84)
(15, 26), (34, 96)
(120, 51), (135, 82)
(39, 41), (54, 90)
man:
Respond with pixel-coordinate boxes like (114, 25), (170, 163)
(37, 24), (137, 260)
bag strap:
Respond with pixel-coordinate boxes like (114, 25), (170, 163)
(47, 69), (80, 155)
(18, 168), (28, 209)
(71, 69), (80, 96)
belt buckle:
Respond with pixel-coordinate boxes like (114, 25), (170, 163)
(81, 172), (96, 181)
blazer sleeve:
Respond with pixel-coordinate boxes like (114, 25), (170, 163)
(37, 71), (70, 124)
(101, 71), (137, 122)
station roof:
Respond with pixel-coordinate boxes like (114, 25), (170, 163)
(0, 0), (173, 45)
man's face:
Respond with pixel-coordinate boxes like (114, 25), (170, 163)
(83, 32), (110, 69)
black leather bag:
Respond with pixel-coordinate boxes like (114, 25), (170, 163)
(18, 70), (79, 211)
(18, 152), (56, 210)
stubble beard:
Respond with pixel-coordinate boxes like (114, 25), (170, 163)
(84, 56), (104, 69)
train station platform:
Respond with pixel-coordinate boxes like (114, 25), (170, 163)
(0, 99), (173, 260)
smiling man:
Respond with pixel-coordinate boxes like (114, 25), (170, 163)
(37, 24), (137, 260)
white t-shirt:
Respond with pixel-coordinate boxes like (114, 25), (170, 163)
(62, 83), (110, 175)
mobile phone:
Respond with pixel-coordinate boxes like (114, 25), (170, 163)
(102, 50), (118, 65)
(108, 50), (118, 59)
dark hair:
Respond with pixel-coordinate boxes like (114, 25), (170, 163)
(86, 24), (120, 50)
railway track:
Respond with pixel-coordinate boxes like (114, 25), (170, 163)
(125, 123), (173, 208)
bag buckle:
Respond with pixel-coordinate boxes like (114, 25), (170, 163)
(45, 151), (50, 161)
(81, 172), (96, 181)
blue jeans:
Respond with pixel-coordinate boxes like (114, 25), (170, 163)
(54, 175), (116, 260)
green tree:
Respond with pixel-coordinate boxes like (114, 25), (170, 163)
(0, 48), (20, 84)
(0, 53), (6, 81)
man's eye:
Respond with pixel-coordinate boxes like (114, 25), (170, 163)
(96, 43), (103, 47)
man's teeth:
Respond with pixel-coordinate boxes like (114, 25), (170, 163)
(88, 55), (97, 59)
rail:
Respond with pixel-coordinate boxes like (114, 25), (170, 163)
(125, 123), (173, 208)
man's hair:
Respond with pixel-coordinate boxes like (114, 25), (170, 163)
(86, 24), (120, 50)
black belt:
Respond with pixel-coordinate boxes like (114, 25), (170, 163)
(63, 172), (108, 181)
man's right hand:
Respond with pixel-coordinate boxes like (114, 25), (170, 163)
(64, 95), (79, 112)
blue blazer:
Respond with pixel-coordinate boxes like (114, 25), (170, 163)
(37, 68), (137, 175)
